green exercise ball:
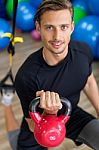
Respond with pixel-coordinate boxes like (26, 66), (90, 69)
(73, 7), (87, 25)
(6, 0), (30, 18)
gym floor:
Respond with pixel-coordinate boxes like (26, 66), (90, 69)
(0, 31), (99, 150)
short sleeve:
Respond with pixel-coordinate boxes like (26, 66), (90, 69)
(15, 69), (37, 118)
(81, 42), (93, 76)
(70, 40), (94, 76)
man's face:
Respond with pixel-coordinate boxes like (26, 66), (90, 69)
(36, 9), (74, 55)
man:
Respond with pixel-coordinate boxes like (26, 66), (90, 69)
(15, 0), (99, 149)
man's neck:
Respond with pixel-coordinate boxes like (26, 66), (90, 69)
(42, 48), (68, 66)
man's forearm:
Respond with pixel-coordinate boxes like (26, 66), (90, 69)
(84, 73), (99, 116)
(25, 118), (35, 132)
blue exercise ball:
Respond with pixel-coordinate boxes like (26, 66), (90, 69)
(72, 0), (88, 13)
(30, 0), (42, 8)
(72, 16), (99, 58)
(96, 39), (99, 59)
(16, 2), (36, 31)
(0, 18), (12, 49)
(87, 0), (99, 15)
(0, 0), (7, 19)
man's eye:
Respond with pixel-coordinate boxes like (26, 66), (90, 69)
(61, 25), (68, 30)
(46, 26), (53, 30)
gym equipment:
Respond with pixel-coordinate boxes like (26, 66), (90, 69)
(16, 2), (36, 31)
(30, 0), (42, 8)
(72, 16), (99, 59)
(87, 0), (99, 15)
(0, 0), (7, 18)
(72, 0), (88, 12)
(0, 0), (23, 96)
(0, 18), (11, 49)
(73, 7), (87, 25)
(29, 97), (72, 147)
(96, 39), (99, 60)
(31, 30), (41, 41)
(6, 0), (29, 18)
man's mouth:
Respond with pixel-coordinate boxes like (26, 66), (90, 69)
(50, 41), (63, 48)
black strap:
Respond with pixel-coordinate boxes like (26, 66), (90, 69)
(0, 69), (14, 85)
(0, 68), (15, 92)
(0, 0), (18, 92)
(8, 0), (18, 56)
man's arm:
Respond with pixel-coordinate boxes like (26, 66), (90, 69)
(83, 73), (99, 117)
(25, 118), (35, 132)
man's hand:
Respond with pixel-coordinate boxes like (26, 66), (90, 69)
(36, 90), (62, 115)
(26, 90), (62, 132)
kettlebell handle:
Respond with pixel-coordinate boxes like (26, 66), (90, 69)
(29, 97), (72, 116)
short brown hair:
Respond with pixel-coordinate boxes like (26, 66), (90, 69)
(34, 0), (74, 24)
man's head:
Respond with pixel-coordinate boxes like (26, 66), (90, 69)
(34, 0), (74, 24)
(34, 0), (74, 59)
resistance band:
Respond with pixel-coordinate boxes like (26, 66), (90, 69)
(0, 0), (23, 94)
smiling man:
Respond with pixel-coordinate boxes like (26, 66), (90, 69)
(36, 9), (74, 59)
(14, 0), (99, 150)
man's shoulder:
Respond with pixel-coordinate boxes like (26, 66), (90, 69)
(15, 48), (43, 79)
(26, 47), (43, 63)
(21, 48), (42, 68)
(69, 40), (93, 60)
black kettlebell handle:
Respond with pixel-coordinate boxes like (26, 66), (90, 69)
(29, 97), (72, 116)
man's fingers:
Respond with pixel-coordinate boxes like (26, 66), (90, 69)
(36, 90), (44, 97)
(45, 91), (51, 108)
(38, 91), (62, 112)
(39, 92), (46, 108)
(55, 93), (62, 109)
(51, 92), (56, 107)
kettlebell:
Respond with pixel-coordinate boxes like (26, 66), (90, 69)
(29, 97), (72, 147)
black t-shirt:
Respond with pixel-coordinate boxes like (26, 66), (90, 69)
(15, 40), (95, 147)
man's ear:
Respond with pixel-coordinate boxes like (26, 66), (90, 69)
(35, 21), (41, 34)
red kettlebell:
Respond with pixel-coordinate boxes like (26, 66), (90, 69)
(29, 97), (72, 148)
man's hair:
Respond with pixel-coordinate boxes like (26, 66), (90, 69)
(34, 0), (74, 24)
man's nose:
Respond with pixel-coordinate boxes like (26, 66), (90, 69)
(53, 28), (61, 40)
